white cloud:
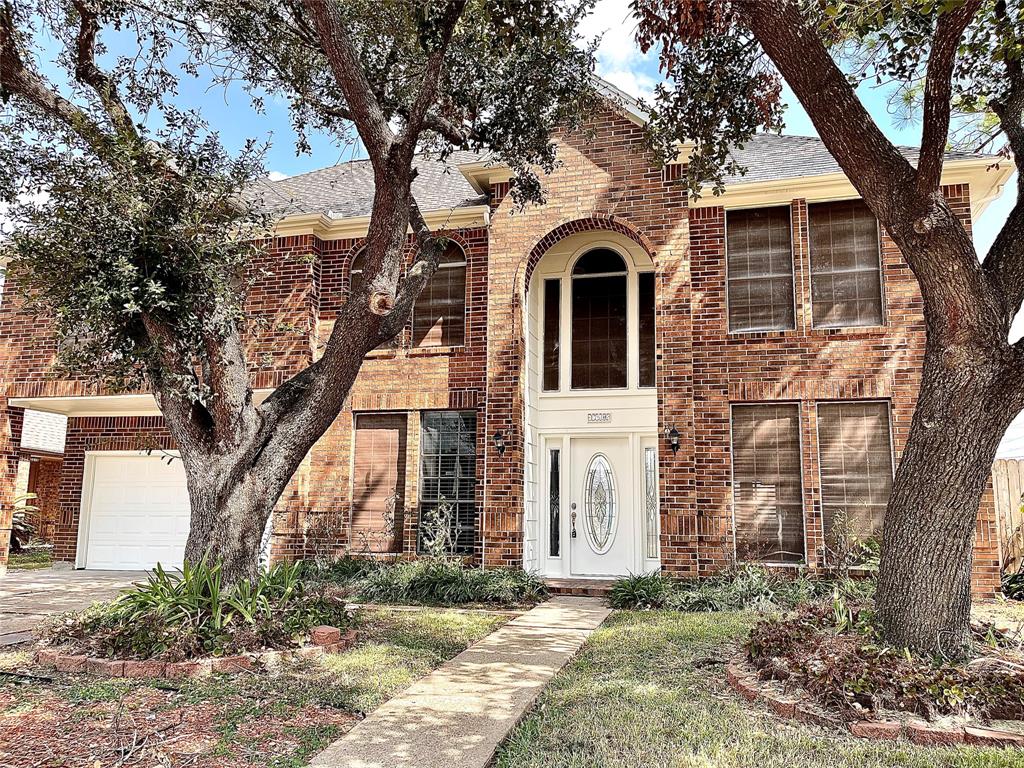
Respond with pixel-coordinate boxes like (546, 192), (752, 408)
(578, 0), (658, 100)
(267, 171), (289, 182)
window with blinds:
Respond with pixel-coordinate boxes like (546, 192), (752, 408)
(418, 411), (477, 554)
(731, 404), (805, 564)
(726, 206), (795, 332)
(412, 244), (467, 347)
(816, 401), (893, 546)
(809, 200), (884, 328)
(351, 413), (407, 553)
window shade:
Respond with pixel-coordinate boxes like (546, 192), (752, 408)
(816, 401), (893, 544)
(352, 413), (407, 553)
(418, 411), (477, 554)
(731, 404), (804, 563)
(412, 245), (467, 347)
(809, 200), (883, 328)
(726, 207), (795, 332)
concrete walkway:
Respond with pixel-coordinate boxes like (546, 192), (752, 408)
(0, 568), (143, 645)
(309, 596), (610, 768)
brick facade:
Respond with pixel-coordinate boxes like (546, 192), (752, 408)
(0, 105), (1002, 595)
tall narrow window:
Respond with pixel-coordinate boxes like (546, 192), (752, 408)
(413, 244), (467, 347)
(726, 206), (795, 332)
(571, 248), (628, 389)
(644, 446), (659, 559)
(352, 413), (408, 553)
(731, 404), (804, 564)
(549, 448), (560, 557)
(809, 200), (883, 328)
(638, 272), (656, 387)
(817, 402), (893, 547)
(419, 411), (477, 554)
(542, 279), (560, 391)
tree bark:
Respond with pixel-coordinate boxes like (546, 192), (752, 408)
(876, 332), (1023, 655)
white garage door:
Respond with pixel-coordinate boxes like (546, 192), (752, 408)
(83, 454), (191, 570)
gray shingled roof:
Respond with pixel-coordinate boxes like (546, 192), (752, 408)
(255, 149), (488, 219)
(256, 132), (991, 221)
(723, 133), (989, 185)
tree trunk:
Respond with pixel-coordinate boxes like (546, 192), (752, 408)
(876, 334), (1021, 656)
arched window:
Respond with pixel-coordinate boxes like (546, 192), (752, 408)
(571, 248), (628, 389)
(413, 243), (467, 347)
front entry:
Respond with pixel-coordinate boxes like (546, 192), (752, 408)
(568, 436), (636, 577)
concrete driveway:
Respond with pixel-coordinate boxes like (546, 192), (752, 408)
(0, 569), (145, 646)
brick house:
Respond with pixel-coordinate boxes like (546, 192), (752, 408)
(0, 82), (1014, 593)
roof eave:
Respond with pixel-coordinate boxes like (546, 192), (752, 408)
(273, 204), (491, 240)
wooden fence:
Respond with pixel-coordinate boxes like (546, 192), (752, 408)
(993, 458), (1024, 575)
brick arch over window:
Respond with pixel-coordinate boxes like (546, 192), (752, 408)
(520, 216), (657, 297)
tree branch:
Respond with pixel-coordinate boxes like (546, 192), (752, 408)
(736, 0), (920, 220)
(70, 0), (140, 145)
(301, 0), (394, 161)
(397, 0), (467, 146)
(916, 0), (982, 196)
(0, 1), (113, 156)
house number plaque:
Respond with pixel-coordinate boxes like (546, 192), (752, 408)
(587, 412), (612, 424)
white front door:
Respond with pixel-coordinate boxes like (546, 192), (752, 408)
(569, 436), (635, 576)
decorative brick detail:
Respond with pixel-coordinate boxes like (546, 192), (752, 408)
(86, 657), (124, 677)
(964, 726), (1024, 748)
(906, 721), (965, 746)
(165, 660), (213, 679)
(33, 649), (59, 668)
(122, 660), (168, 679)
(211, 655), (254, 674)
(53, 654), (87, 673)
(849, 721), (902, 740)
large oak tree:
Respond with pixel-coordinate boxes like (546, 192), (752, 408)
(0, 0), (597, 581)
(634, 0), (1023, 655)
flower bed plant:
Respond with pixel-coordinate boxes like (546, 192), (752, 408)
(310, 556), (548, 607)
(608, 565), (872, 612)
(745, 595), (1024, 722)
(41, 559), (349, 661)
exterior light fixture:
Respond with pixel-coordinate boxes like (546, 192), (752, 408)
(493, 430), (506, 456)
(666, 426), (681, 454)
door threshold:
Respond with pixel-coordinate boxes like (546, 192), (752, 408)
(544, 577), (616, 597)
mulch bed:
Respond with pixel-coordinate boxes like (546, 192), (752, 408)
(0, 683), (356, 767)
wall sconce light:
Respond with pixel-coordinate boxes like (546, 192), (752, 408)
(665, 426), (680, 454)
(493, 430), (506, 456)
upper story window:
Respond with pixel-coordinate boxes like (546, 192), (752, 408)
(726, 206), (795, 332)
(809, 200), (884, 328)
(412, 244), (467, 348)
(571, 249), (628, 389)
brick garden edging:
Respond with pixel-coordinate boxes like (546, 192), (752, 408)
(33, 626), (357, 680)
(726, 657), (1024, 749)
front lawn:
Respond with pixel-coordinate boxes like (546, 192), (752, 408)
(0, 607), (505, 768)
(7, 547), (53, 571)
(495, 610), (1022, 768)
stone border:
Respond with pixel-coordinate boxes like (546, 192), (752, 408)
(33, 626), (357, 681)
(726, 657), (1024, 749)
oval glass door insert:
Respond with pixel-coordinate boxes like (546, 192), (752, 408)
(584, 454), (617, 553)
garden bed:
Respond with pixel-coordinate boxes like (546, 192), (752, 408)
(740, 597), (1024, 748)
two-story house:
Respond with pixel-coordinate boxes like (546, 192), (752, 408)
(0, 81), (1014, 594)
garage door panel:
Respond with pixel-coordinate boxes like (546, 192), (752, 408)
(84, 455), (191, 571)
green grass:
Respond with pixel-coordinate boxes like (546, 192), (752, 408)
(494, 610), (1023, 768)
(8, 548), (53, 570)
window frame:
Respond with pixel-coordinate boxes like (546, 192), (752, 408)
(724, 204), (798, 334)
(416, 409), (478, 555)
(807, 199), (887, 330)
(814, 399), (896, 551)
(411, 243), (469, 349)
(569, 249), (630, 391)
(728, 401), (808, 567)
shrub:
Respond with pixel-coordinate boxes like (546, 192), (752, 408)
(42, 558), (349, 661)
(309, 555), (381, 584)
(319, 558), (548, 607)
(609, 565), (870, 613)
(1003, 570), (1024, 601)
